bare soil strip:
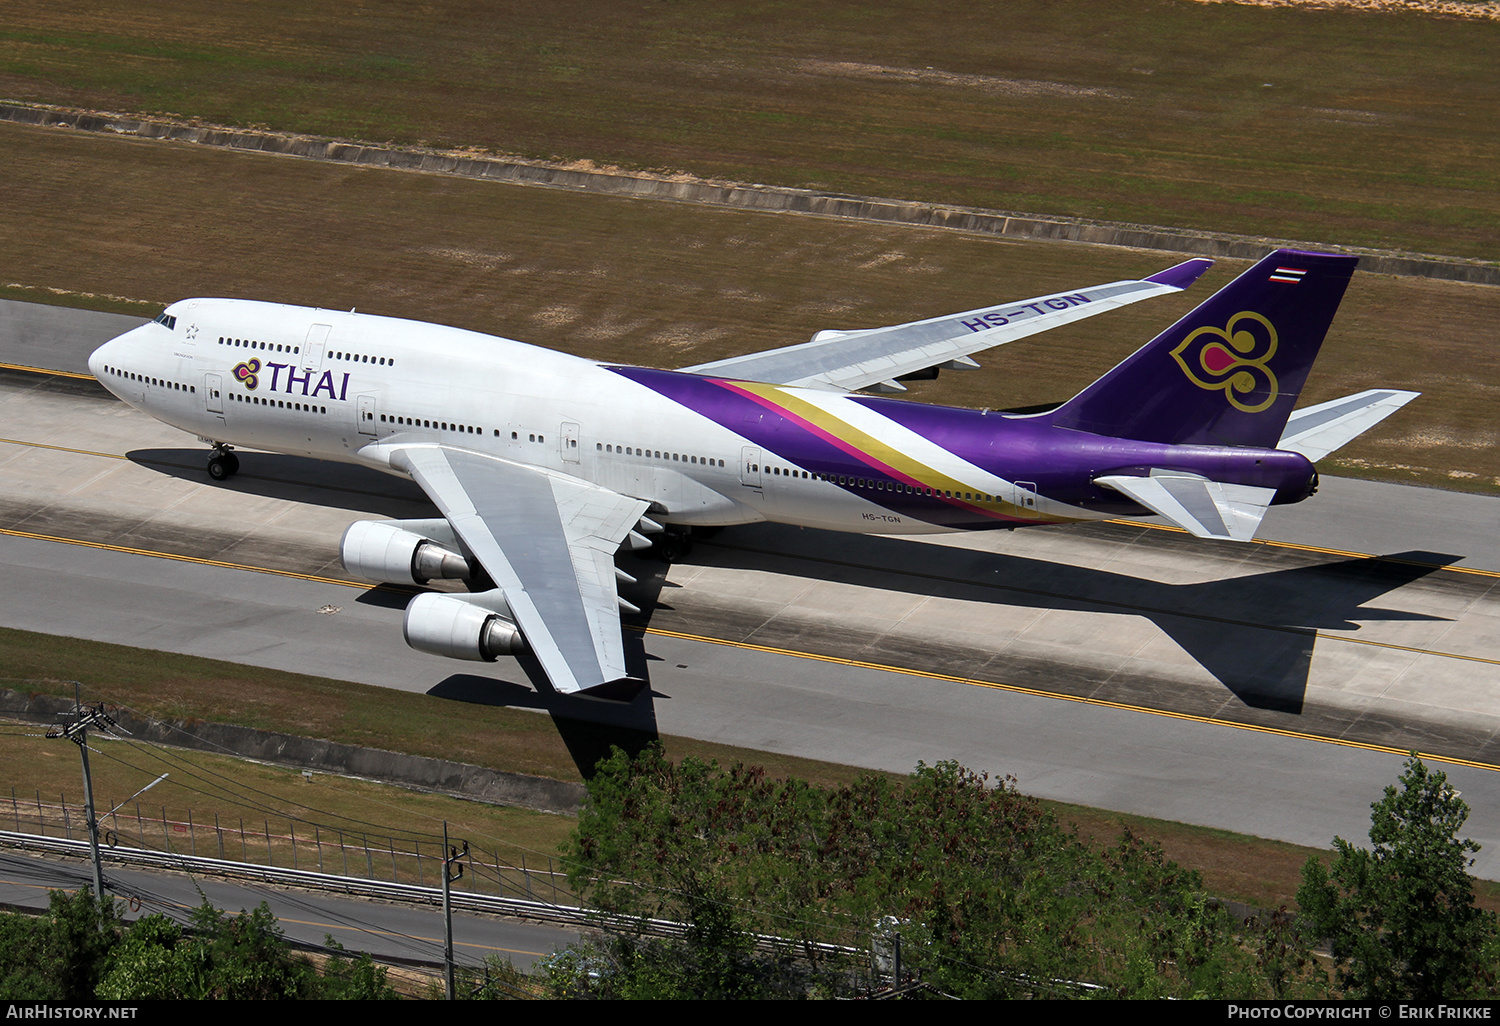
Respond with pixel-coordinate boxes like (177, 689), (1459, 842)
(1189, 0), (1500, 20)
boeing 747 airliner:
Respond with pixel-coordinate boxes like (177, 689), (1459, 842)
(89, 249), (1416, 698)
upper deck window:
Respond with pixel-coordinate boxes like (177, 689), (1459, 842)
(152, 312), (177, 330)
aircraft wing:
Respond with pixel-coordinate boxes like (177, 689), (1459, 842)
(679, 258), (1213, 392)
(1277, 389), (1421, 462)
(1095, 471), (1278, 542)
(390, 445), (649, 695)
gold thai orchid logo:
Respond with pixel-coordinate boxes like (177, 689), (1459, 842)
(1170, 311), (1279, 413)
(232, 358), (261, 390)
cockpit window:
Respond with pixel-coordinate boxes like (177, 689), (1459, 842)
(152, 311), (177, 330)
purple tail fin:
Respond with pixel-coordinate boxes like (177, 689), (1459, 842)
(1046, 249), (1357, 447)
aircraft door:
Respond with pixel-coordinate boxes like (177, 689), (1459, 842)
(561, 422), (580, 463)
(740, 446), (762, 489)
(1015, 481), (1040, 517)
(204, 373), (223, 414)
(302, 324), (330, 372)
(357, 394), (378, 436)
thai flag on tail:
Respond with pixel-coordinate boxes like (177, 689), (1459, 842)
(1269, 266), (1306, 284)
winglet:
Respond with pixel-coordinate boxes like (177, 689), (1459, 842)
(1145, 258), (1215, 290)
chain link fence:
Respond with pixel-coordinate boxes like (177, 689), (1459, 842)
(4, 786), (578, 907)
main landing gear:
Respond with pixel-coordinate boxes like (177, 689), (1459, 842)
(654, 526), (698, 563)
(206, 445), (240, 481)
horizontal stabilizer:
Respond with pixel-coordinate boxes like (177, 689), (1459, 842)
(1277, 389), (1420, 462)
(1096, 472), (1278, 542)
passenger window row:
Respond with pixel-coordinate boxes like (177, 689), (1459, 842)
(384, 415), (482, 434)
(216, 339), (395, 369)
(100, 365), (195, 394)
(759, 462), (996, 502)
(219, 337), (299, 355)
(598, 443), (725, 468)
(331, 351), (394, 367)
(232, 392), (327, 414)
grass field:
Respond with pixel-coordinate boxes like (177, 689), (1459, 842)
(0, 623), (1433, 913)
(0, 724), (578, 892)
(0, 1), (1495, 261)
(2, 120), (1496, 493)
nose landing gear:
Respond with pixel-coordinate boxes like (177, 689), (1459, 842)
(206, 445), (240, 481)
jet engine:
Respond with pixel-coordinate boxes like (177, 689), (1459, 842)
(402, 591), (527, 662)
(340, 519), (474, 585)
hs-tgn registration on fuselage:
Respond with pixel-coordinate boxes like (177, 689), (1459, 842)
(90, 249), (1417, 699)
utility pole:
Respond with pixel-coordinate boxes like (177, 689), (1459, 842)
(441, 821), (468, 1000)
(46, 684), (119, 915)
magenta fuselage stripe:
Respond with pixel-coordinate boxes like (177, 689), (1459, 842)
(713, 379), (1018, 522)
(716, 379), (916, 484)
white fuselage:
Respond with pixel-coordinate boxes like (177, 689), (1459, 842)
(89, 298), (1100, 534)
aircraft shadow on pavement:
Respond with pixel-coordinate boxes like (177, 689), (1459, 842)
(690, 524), (1457, 716)
(127, 447), (435, 518)
(421, 554), (675, 777)
(127, 447), (1456, 721)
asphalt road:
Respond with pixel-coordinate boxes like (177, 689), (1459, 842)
(0, 849), (579, 973)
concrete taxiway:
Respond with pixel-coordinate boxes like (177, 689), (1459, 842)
(3, 299), (1500, 875)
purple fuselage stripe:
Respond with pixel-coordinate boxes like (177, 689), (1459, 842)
(857, 396), (1316, 506)
(611, 366), (1020, 528)
(609, 366), (1319, 526)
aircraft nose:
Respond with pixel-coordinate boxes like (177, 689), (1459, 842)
(86, 338), (111, 380)
(88, 326), (140, 389)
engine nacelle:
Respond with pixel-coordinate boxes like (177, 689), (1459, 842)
(402, 591), (526, 662)
(340, 519), (474, 585)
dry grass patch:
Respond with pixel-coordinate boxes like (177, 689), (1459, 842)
(0, 1), (1496, 258)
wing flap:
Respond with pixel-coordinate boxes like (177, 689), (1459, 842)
(391, 445), (648, 694)
(680, 258), (1212, 390)
(1096, 472), (1278, 542)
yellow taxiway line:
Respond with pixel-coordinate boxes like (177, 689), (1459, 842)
(0, 525), (364, 589)
(0, 360), (96, 380)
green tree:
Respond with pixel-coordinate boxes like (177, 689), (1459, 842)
(319, 937), (398, 1000)
(96, 900), (317, 999)
(1297, 755), (1499, 999)
(0, 890), (121, 1000)
(564, 746), (1305, 998)
(95, 915), (194, 1000)
(0, 906), (55, 999)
